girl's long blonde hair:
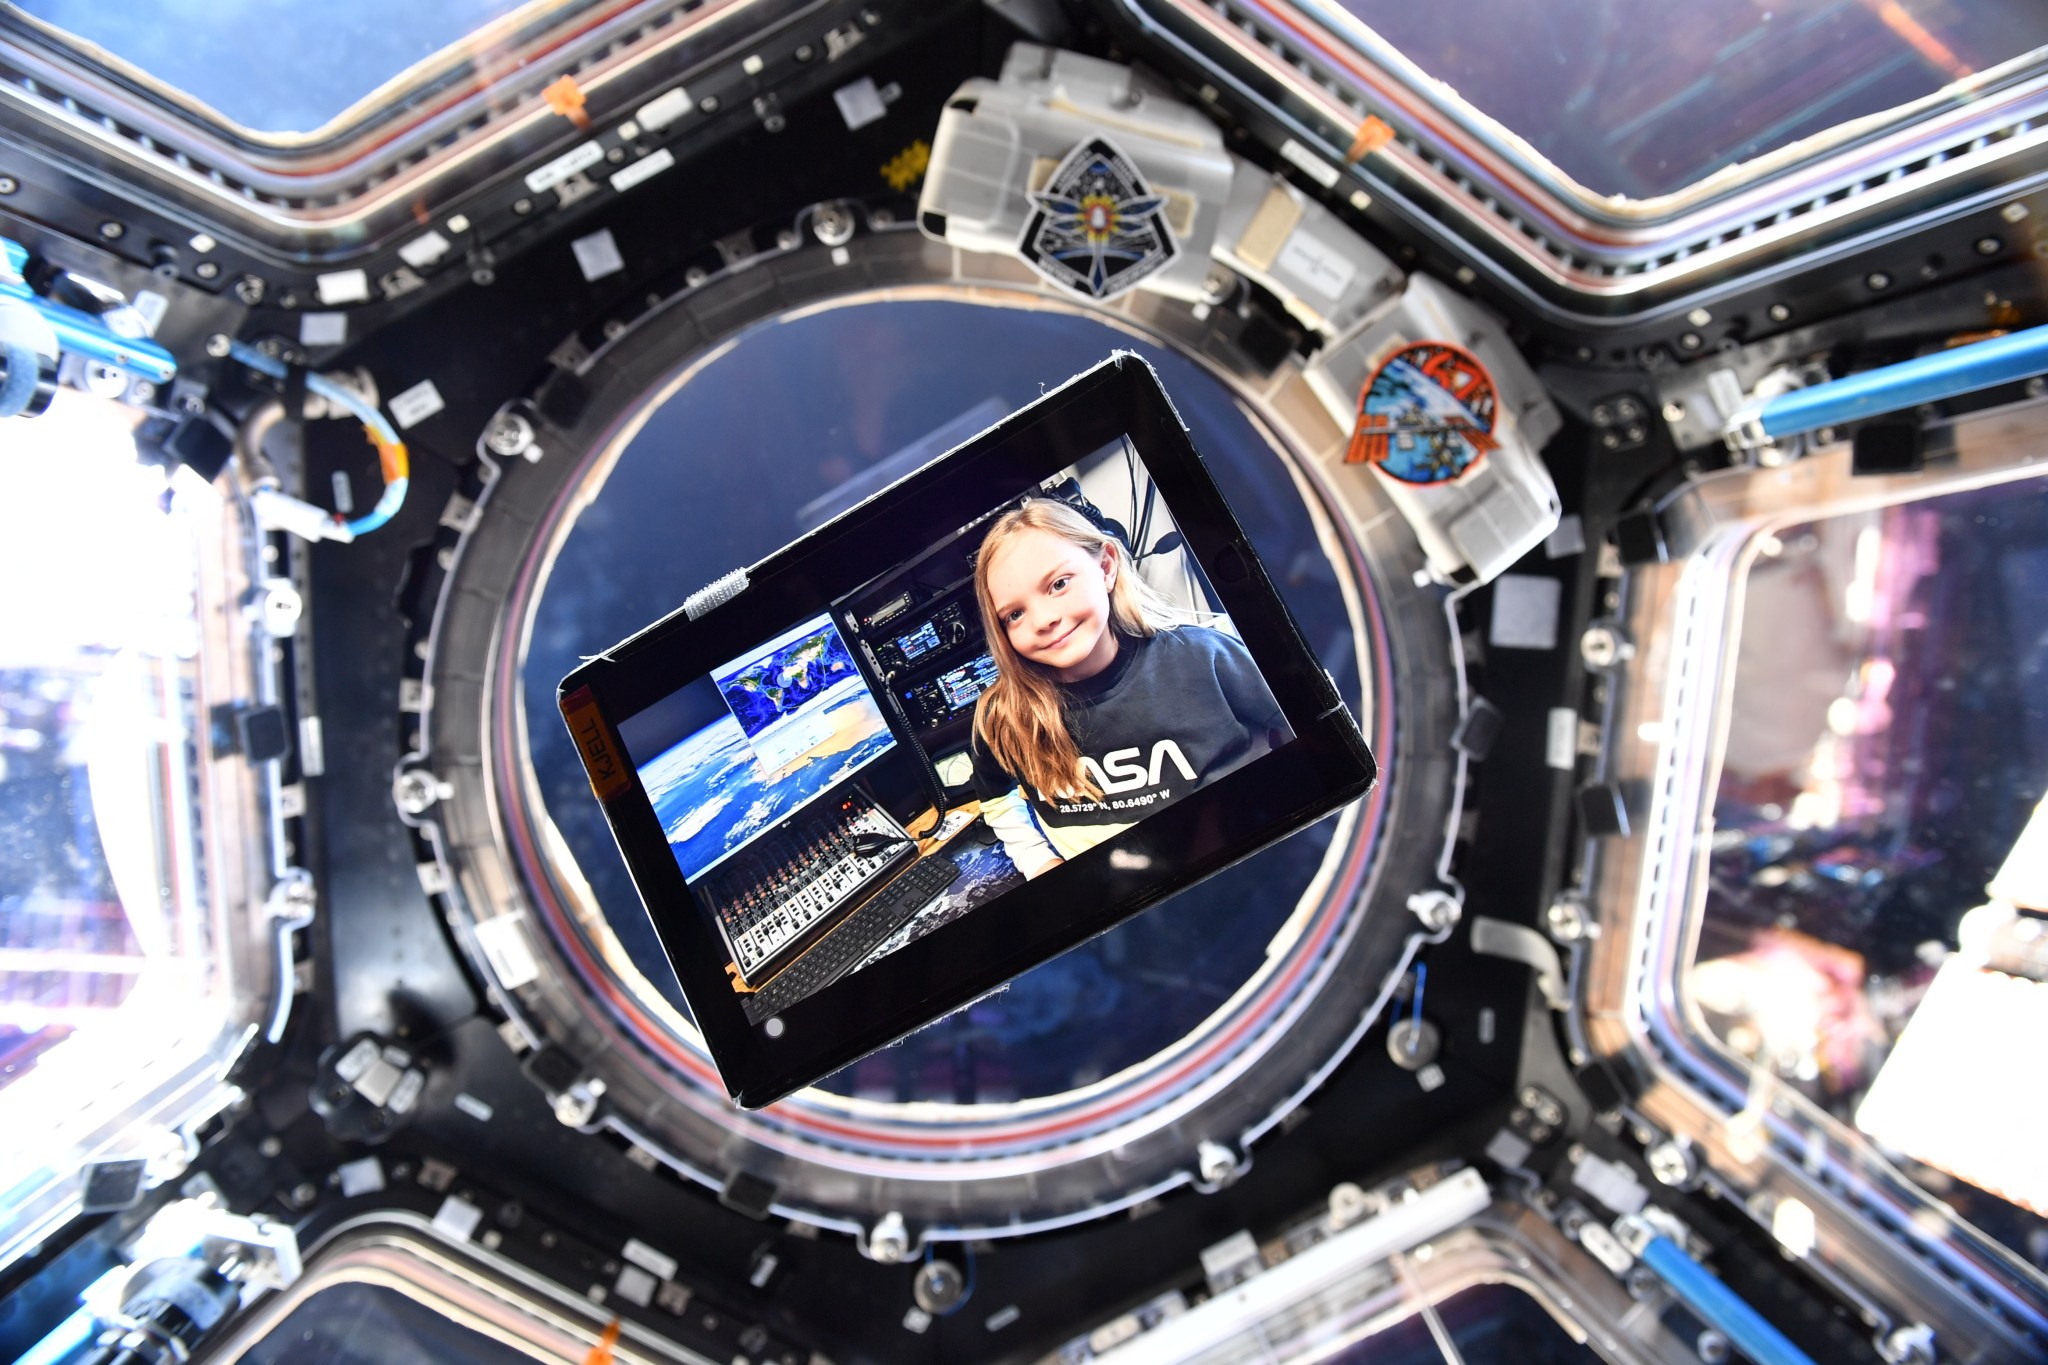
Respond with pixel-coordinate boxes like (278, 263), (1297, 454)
(971, 498), (1174, 801)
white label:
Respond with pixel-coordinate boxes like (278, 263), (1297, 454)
(1545, 707), (1579, 771)
(1280, 138), (1340, 188)
(1276, 234), (1357, 299)
(432, 1195), (484, 1242)
(131, 290), (169, 335)
(474, 911), (541, 989)
(637, 86), (691, 130)
(453, 1092), (494, 1122)
(299, 311), (348, 346)
(398, 231), (451, 269)
(336, 1156), (385, 1197)
(525, 140), (604, 194)
(610, 147), (675, 193)
(621, 1237), (679, 1281)
(389, 378), (446, 430)
(834, 76), (888, 130)
(614, 1265), (656, 1308)
(572, 228), (625, 282)
(315, 268), (370, 305)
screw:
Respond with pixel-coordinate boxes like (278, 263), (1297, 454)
(868, 1212), (910, 1263)
(1767, 302), (1791, 322)
(1865, 271), (1891, 290)
(2027, 377), (2046, 399)
(205, 333), (233, 358)
(472, 266), (496, 286)
(393, 769), (442, 816)
(1196, 1139), (1239, 1185)
(99, 220), (125, 239)
(1406, 889), (1460, 932)
(698, 96), (720, 114)
(513, 197), (534, 215)
(1679, 332), (1703, 350)
(605, 146), (625, 164)
(1697, 1328), (1731, 1363)
(1662, 400), (1686, 422)
(258, 1135), (283, 1158)
(234, 274), (266, 304)
(484, 410), (535, 458)
(1579, 621), (1630, 670)
(1975, 235), (2002, 256)
(1647, 1139), (1696, 1187)
(812, 202), (854, 247)
(291, 1182), (318, 1207)
(795, 43), (815, 61)
(1546, 896), (1588, 942)
(196, 261), (220, 280)
(0, 175), (17, 194)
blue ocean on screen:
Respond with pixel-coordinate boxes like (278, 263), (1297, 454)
(639, 684), (895, 881)
(716, 621), (862, 737)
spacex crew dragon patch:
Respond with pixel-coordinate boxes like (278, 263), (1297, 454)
(1345, 341), (1500, 484)
(1018, 136), (1178, 301)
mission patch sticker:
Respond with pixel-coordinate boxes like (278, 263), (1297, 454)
(1344, 341), (1500, 484)
(1018, 137), (1177, 301)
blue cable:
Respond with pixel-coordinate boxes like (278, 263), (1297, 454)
(1410, 962), (1427, 1033)
(1639, 1235), (1817, 1365)
(228, 340), (409, 536)
(924, 1240), (975, 1316)
(1756, 322), (2048, 439)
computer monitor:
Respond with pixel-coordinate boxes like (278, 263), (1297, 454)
(623, 612), (896, 884)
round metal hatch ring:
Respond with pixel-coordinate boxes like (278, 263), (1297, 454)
(414, 220), (1456, 1242)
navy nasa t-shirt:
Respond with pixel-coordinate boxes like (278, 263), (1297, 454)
(970, 626), (1287, 861)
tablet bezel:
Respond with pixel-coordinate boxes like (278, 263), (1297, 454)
(559, 353), (1377, 1108)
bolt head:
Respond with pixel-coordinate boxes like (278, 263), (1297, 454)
(205, 333), (233, 358)
(98, 220), (125, 239)
(1546, 897), (1588, 942)
(1196, 1139), (1238, 1185)
(1975, 235), (2002, 256)
(1767, 302), (1791, 322)
(0, 175), (19, 194)
(484, 411), (535, 458)
(1661, 400), (1686, 422)
(1647, 1139), (1695, 1187)
(234, 274), (266, 304)
(1406, 889), (1461, 932)
(1865, 271), (1891, 290)
(912, 1260), (966, 1314)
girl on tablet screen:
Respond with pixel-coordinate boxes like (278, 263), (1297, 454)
(969, 498), (1288, 879)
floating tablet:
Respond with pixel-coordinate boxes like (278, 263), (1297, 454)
(560, 353), (1376, 1106)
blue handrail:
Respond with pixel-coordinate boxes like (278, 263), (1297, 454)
(1754, 323), (2048, 441)
(1639, 1235), (1817, 1365)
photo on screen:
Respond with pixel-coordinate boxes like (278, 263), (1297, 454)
(617, 436), (1295, 1025)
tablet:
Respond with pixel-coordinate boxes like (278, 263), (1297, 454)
(559, 353), (1376, 1107)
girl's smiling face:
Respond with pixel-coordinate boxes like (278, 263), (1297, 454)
(984, 526), (1120, 683)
